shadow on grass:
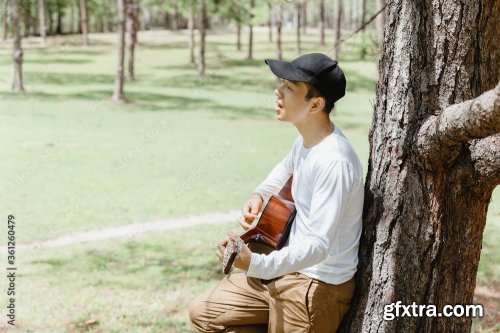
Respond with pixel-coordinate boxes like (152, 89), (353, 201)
(23, 71), (116, 85)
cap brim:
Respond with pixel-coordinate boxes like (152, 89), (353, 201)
(265, 59), (307, 82)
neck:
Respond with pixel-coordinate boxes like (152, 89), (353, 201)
(295, 114), (334, 148)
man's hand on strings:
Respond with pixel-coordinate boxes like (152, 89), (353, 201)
(215, 231), (252, 272)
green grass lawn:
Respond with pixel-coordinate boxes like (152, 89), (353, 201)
(0, 29), (498, 332)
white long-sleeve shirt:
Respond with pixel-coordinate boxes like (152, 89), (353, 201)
(247, 123), (364, 284)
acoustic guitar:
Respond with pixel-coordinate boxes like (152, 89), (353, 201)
(222, 176), (296, 276)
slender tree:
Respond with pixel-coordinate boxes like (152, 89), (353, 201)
(375, 0), (385, 42)
(295, 1), (301, 54)
(235, 3), (241, 51)
(2, 0), (8, 42)
(360, 0), (367, 59)
(267, 1), (272, 43)
(11, 0), (24, 92)
(127, 0), (139, 80)
(22, 0), (31, 37)
(80, 0), (89, 45)
(112, 0), (127, 102)
(339, 1), (500, 332)
(188, 2), (195, 63)
(319, 0), (325, 46)
(275, 3), (282, 61)
(246, 0), (254, 60)
(301, 0), (306, 35)
(38, 0), (46, 44)
(197, 0), (206, 76)
(333, 0), (342, 59)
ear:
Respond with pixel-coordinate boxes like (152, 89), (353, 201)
(309, 96), (325, 114)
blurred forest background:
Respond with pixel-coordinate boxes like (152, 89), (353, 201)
(0, 0), (498, 332)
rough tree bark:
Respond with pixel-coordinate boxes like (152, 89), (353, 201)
(111, 0), (127, 102)
(11, 0), (24, 92)
(197, 0), (206, 76)
(126, 0), (139, 80)
(246, 0), (255, 60)
(319, 0), (325, 46)
(80, 0), (88, 45)
(339, 0), (500, 332)
(333, 0), (342, 59)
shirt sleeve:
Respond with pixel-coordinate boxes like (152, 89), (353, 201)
(247, 160), (356, 280)
(252, 139), (297, 203)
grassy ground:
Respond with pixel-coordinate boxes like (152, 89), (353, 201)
(0, 29), (498, 332)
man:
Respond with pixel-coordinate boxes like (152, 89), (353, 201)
(188, 53), (364, 333)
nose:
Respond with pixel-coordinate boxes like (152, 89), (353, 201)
(275, 88), (283, 99)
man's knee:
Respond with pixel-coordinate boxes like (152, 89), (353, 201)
(188, 294), (218, 333)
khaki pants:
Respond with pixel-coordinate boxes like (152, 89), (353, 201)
(188, 271), (355, 333)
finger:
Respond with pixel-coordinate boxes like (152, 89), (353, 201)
(216, 250), (222, 262)
(243, 212), (258, 220)
(217, 244), (226, 255)
(217, 236), (230, 247)
(250, 203), (259, 215)
(242, 202), (251, 214)
(239, 220), (251, 230)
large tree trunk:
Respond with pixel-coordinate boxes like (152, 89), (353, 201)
(246, 0), (254, 60)
(11, 0), (24, 92)
(339, 1), (500, 332)
(2, 0), (8, 41)
(333, 0), (342, 59)
(188, 3), (195, 64)
(80, 0), (88, 45)
(295, 2), (301, 54)
(319, 0), (325, 46)
(197, 0), (206, 76)
(275, 4), (282, 61)
(111, 0), (127, 102)
(38, 0), (46, 43)
(126, 0), (138, 80)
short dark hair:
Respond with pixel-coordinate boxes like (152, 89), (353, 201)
(304, 82), (334, 114)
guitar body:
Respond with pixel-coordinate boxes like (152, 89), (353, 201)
(222, 176), (296, 276)
(240, 194), (296, 250)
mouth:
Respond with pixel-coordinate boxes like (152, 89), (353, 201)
(275, 100), (283, 113)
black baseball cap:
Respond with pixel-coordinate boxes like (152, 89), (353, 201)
(265, 53), (346, 104)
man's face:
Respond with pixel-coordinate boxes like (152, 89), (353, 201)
(274, 79), (311, 124)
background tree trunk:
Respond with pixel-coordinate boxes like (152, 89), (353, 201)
(197, 0), (206, 76)
(188, 4), (195, 64)
(56, 0), (63, 35)
(359, 0), (367, 59)
(80, 0), (88, 45)
(267, 1), (272, 43)
(301, 0), (306, 35)
(126, 0), (138, 80)
(39, 0), (46, 44)
(339, 1), (500, 332)
(319, 0), (325, 46)
(111, 0), (126, 102)
(375, 0), (385, 42)
(275, 4), (282, 61)
(11, 0), (24, 92)
(22, 0), (31, 37)
(333, 0), (342, 59)
(246, 0), (254, 60)
(2, 0), (8, 41)
(295, 2), (301, 54)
